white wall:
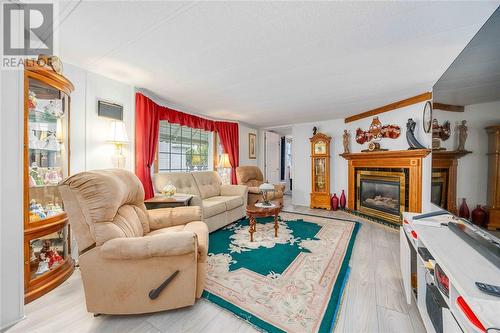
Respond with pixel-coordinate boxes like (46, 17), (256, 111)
(64, 63), (136, 173)
(434, 100), (500, 209)
(292, 102), (433, 208)
(0, 70), (25, 329)
(238, 123), (259, 167)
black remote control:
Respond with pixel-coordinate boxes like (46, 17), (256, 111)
(475, 282), (500, 297)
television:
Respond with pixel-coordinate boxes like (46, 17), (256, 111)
(431, 7), (500, 244)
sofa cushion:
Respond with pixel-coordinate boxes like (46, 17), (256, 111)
(192, 171), (221, 199)
(202, 198), (227, 218)
(208, 195), (244, 211)
(153, 172), (200, 197)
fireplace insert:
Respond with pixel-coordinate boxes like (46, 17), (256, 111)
(356, 170), (406, 224)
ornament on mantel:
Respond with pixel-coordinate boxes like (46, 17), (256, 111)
(406, 118), (426, 149)
(342, 130), (350, 154)
(355, 117), (401, 145)
(457, 120), (468, 151)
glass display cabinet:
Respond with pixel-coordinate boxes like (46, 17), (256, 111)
(310, 132), (332, 210)
(24, 58), (74, 303)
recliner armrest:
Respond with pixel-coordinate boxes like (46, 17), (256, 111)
(273, 184), (286, 193)
(148, 206), (202, 230)
(100, 231), (197, 259)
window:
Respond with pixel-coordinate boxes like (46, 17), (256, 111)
(157, 121), (212, 172)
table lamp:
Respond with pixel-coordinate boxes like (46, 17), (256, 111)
(107, 120), (129, 168)
(259, 183), (275, 206)
(218, 153), (231, 184)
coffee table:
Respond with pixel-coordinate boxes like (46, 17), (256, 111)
(245, 200), (283, 242)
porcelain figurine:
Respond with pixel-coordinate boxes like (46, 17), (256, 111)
(342, 130), (350, 154)
(457, 120), (468, 151)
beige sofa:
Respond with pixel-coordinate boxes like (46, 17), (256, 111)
(236, 166), (285, 205)
(153, 171), (248, 232)
(59, 169), (208, 315)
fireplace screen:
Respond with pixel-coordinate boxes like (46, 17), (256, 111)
(357, 171), (406, 224)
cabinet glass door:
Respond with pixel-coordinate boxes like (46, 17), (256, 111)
(28, 226), (70, 281)
(314, 158), (326, 192)
(27, 78), (69, 224)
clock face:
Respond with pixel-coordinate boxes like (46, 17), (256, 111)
(314, 141), (326, 154)
(423, 101), (432, 133)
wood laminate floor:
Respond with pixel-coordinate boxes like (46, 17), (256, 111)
(6, 197), (425, 333)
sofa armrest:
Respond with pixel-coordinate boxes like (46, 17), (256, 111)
(248, 186), (260, 194)
(148, 206), (202, 230)
(100, 232), (196, 260)
(221, 184), (247, 197)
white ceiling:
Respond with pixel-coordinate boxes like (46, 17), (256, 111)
(58, 1), (499, 128)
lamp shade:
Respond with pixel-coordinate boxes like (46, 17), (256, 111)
(259, 183), (274, 191)
(218, 153), (231, 168)
(107, 121), (129, 144)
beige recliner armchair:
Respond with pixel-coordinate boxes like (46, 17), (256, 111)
(236, 166), (285, 205)
(59, 169), (208, 315)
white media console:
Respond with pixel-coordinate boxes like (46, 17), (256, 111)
(400, 212), (500, 333)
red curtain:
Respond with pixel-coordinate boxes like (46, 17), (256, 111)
(161, 108), (215, 132)
(135, 93), (160, 199)
(215, 122), (239, 184)
(135, 92), (240, 193)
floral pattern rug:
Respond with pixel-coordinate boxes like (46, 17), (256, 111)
(202, 212), (359, 333)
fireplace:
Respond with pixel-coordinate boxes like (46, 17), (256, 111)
(356, 170), (406, 224)
(431, 171), (448, 209)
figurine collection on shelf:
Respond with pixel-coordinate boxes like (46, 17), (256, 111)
(30, 238), (64, 276)
(29, 199), (63, 222)
(29, 162), (63, 187)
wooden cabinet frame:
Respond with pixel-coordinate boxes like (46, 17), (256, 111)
(23, 64), (75, 303)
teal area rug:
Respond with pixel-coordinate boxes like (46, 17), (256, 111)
(202, 212), (359, 333)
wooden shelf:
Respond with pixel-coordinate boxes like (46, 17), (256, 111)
(340, 149), (431, 160)
(432, 150), (472, 159)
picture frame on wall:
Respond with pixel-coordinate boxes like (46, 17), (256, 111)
(248, 133), (257, 159)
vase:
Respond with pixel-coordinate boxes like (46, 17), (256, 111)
(458, 198), (470, 219)
(331, 194), (339, 211)
(339, 190), (346, 209)
(471, 205), (487, 227)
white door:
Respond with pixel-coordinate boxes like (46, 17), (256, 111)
(265, 131), (281, 185)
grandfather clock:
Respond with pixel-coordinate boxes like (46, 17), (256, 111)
(310, 132), (332, 210)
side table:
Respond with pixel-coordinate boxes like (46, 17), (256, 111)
(144, 195), (193, 210)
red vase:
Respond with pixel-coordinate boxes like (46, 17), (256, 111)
(459, 198), (470, 219)
(339, 190), (346, 210)
(471, 205), (487, 227)
(331, 194), (339, 211)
